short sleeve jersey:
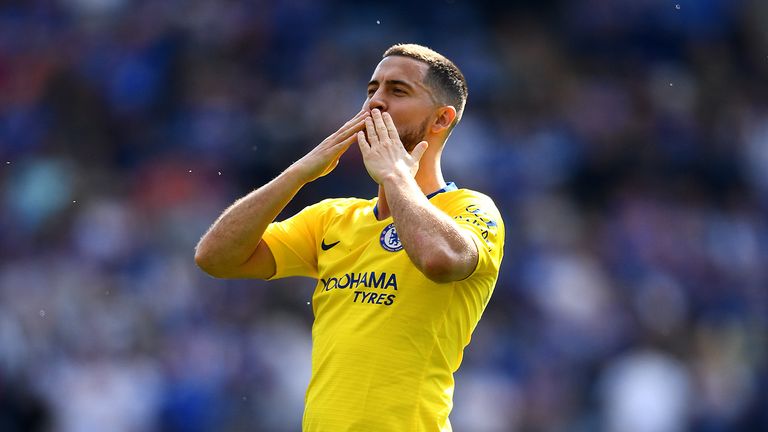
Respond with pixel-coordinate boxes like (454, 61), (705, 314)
(261, 183), (505, 432)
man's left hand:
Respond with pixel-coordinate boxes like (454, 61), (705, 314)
(357, 109), (428, 184)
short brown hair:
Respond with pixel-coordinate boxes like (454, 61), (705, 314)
(383, 43), (468, 128)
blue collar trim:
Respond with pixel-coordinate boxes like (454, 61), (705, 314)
(373, 182), (457, 219)
(426, 182), (458, 199)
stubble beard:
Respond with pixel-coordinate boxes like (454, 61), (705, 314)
(398, 118), (431, 153)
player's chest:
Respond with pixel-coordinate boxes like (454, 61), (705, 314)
(316, 219), (409, 274)
(313, 219), (435, 313)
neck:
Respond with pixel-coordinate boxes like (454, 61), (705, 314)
(376, 154), (445, 220)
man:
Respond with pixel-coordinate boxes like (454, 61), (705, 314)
(195, 43), (504, 431)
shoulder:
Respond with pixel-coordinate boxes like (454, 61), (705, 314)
(303, 197), (375, 220)
(313, 197), (374, 212)
(455, 188), (498, 206)
(435, 188), (501, 214)
(434, 188), (505, 233)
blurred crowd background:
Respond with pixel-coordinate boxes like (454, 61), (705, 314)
(1, 0), (766, 431)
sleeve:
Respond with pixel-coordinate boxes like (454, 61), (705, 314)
(444, 193), (505, 278)
(261, 201), (329, 279)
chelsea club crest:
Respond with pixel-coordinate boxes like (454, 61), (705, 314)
(379, 223), (403, 252)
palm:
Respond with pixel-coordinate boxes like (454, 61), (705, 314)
(294, 110), (369, 182)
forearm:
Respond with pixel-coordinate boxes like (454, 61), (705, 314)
(195, 110), (367, 278)
(195, 164), (307, 274)
(382, 172), (477, 282)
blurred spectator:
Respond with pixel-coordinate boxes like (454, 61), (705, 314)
(599, 349), (692, 432)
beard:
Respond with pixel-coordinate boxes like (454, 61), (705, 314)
(397, 118), (431, 152)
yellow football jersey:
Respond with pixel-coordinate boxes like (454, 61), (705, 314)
(261, 183), (505, 432)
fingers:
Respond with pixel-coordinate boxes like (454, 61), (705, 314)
(346, 109), (368, 124)
(317, 129), (361, 178)
(331, 111), (369, 146)
(364, 117), (379, 147)
(344, 110), (370, 131)
(357, 131), (370, 156)
(336, 117), (367, 143)
(381, 111), (399, 140)
(410, 141), (429, 162)
(371, 109), (391, 143)
(329, 127), (363, 161)
(327, 133), (357, 170)
(334, 110), (366, 135)
(365, 109), (401, 149)
(338, 131), (360, 151)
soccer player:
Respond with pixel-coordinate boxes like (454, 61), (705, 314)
(195, 43), (505, 431)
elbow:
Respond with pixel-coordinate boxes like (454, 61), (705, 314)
(194, 249), (215, 275)
(194, 240), (275, 280)
(413, 241), (477, 283)
(194, 247), (225, 278)
(416, 253), (463, 283)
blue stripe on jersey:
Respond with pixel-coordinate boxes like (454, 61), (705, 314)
(373, 182), (458, 219)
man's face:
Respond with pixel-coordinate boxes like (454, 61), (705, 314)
(363, 56), (437, 152)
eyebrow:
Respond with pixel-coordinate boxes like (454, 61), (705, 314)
(367, 79), (438, 103)
(368, 79), (415, 90)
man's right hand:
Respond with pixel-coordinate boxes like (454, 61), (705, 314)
(292, 109), (370, 182)
(195, 110), (370, 280)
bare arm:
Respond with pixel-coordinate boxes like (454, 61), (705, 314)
(357, 109), (477, 282)
(382, 173), (478, 282)
(195, 110), (369, 279)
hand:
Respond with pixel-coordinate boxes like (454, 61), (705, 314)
(357, 109), (428, 184)
(293, 110), (370, 182)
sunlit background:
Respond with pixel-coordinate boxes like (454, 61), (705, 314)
(1, 0), (766, 431)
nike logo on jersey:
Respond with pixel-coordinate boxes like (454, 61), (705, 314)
(321, 239), (340, 250)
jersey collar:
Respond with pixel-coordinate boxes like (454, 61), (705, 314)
(373, 182), (457, 219)
(426, 182), (457, 199)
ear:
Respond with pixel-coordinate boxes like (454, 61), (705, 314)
(430, 106), (457, 134)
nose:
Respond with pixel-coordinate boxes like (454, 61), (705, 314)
(366, 88), (387, 112)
